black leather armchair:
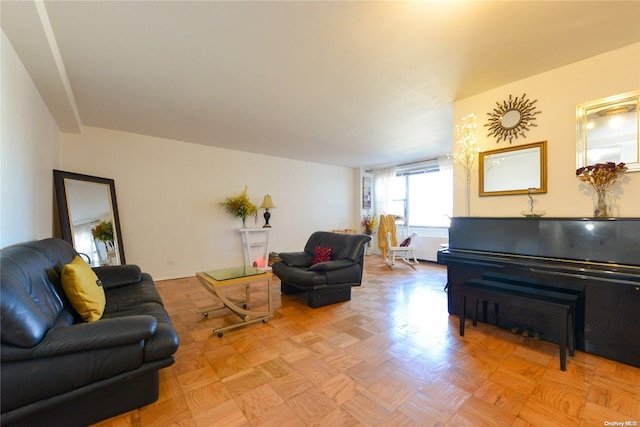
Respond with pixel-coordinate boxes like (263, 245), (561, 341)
(272, 231), (370, 308)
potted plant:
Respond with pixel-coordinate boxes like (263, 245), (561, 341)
(91, 220), (114, 245)
(361, 214), (378, 235)
(361, 214), (378, 255)
(219, 186), (257, 227)
(92, 220), (115, 265)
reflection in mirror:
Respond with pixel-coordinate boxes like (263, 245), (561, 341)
(479, 141), (547, 196)
(53, 170), (125, 266)
(500, 109), (522, 129)
(577, 91), (639, 172)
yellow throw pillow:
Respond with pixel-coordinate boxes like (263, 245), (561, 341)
(61, 256), (106, 322)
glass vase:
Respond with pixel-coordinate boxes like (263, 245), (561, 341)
(593, 189), (611, 218)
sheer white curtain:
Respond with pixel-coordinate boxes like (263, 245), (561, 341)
(73, 222), (100, 266)
(438, 155), (453, 172)
(373, 166), (397, 217)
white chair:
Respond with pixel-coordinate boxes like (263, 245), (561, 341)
(385, 230), (419, 269)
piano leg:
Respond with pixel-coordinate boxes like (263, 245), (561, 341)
(460, 295), (466, 336)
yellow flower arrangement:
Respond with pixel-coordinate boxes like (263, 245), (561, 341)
(219, 186), (257, 222)
(361, 215), (378, 235)
(91, 221), (114, 243)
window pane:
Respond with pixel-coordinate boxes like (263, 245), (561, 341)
(407, 170), (452, 227)
(388, 175), (406, 218)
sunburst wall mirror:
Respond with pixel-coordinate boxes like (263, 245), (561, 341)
(485, 94), (541, 143)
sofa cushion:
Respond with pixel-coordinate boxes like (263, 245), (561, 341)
(307, 259), (357, 272)
(278, 251), (312, 268)
(102, 273), (178, 363)
(103, 273), (164, 310)
(312, 246), (332, 265)
(61, 256), (106, 322)
(0, 247), (65, 347)
(20, 237), (78, 270)
(102, 302), (179, 362)
(303, 231), (367, 262)
(273, 266), (327, 286)
(2, 342), (144, 413)
(399, 237), (412, 247)
(94, 265), (143, 289)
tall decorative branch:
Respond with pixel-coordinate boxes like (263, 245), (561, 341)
(452, 114), (481, 216)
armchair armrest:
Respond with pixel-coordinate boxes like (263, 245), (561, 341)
(308, 259), (357, 272)
(279, 252), (313, 268)
(93, 265), (142, 289)
(1, 315), (157, 362)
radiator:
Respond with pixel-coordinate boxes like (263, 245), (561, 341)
(369, 230), (448, 262)
(413, 235), (449, 262)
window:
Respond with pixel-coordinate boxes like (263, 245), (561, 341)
(390, 161), (452, 227)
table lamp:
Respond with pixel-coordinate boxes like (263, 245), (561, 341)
(259, 194), (275, 228)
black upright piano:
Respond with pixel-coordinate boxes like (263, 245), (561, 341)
(440, 217), (640, 368)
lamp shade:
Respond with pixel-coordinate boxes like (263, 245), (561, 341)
(259, 194), (276, 209)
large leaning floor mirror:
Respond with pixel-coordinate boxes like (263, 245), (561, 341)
(53, 170), (126, 266)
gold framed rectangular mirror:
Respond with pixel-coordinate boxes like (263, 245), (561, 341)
(577, 90), (639, 172)
(479, 141), (547, 196)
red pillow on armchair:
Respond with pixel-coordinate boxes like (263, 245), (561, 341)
(312, 246), (332, 265)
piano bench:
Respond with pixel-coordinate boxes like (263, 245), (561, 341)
(481, 272), (585, 298)
(458, 278), (578, 371)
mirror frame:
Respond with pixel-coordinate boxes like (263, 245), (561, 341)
(576, 90), (640, 172)
(485, 93), (541, 143)
(53, 170), (126, 264)
(479, 141), (547, 196)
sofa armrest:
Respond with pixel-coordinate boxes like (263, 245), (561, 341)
(308, 259), (357, 272)
(279, 252), (313, 268)
(0, 315), (157, 362)
(93, 265), (143, 289)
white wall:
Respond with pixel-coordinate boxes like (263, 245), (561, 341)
(6, 27), (637, 266)
(453, 42), (640, 218)
(0, 31), (60, 248)
(61, 127), (358, 279)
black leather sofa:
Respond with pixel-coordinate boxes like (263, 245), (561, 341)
(272, 231), (371, 308)
(1, 238), (180, 427)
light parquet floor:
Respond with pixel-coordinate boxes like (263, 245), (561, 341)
(93, 256), (640, 427)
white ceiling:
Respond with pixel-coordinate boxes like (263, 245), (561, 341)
(3, 1), (640, 168)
